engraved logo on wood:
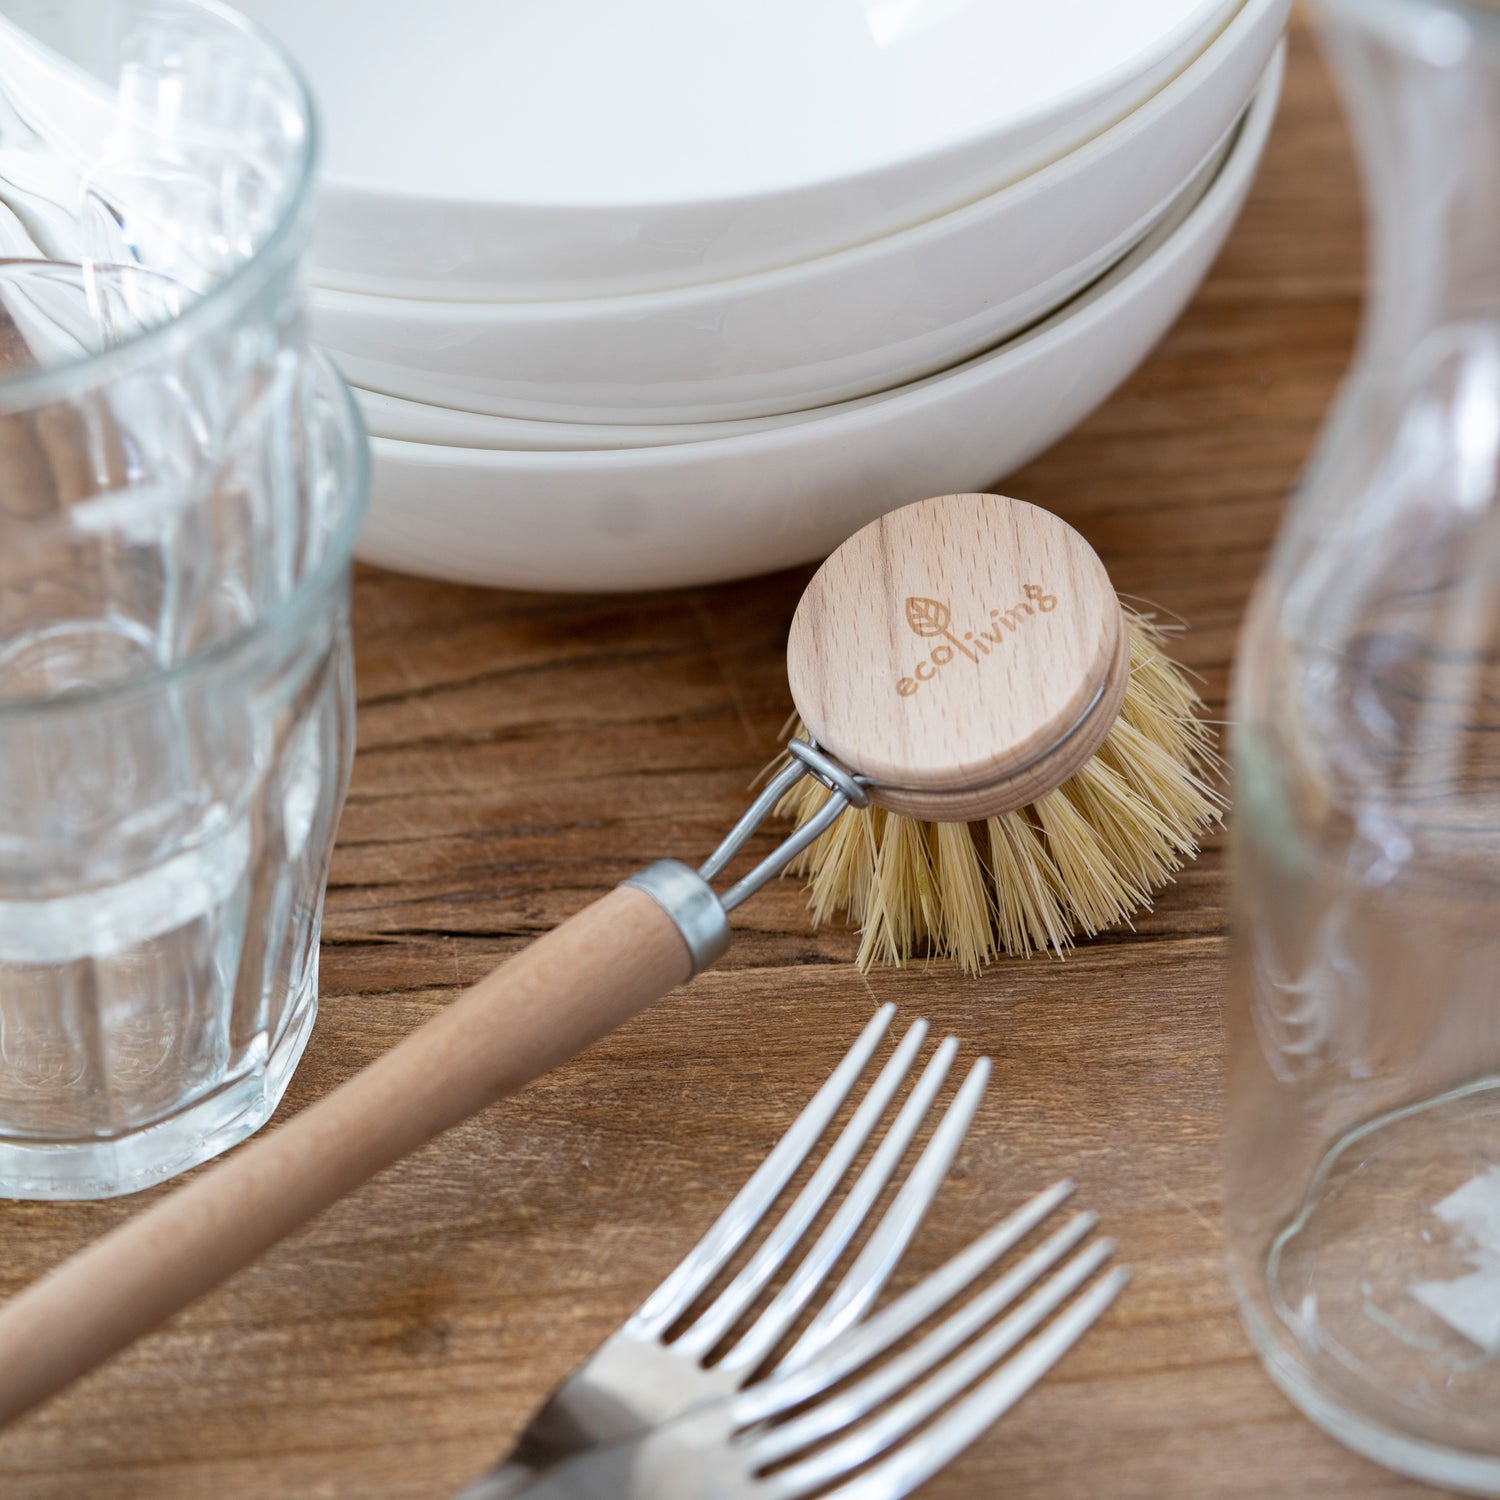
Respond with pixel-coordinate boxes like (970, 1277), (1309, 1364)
(896, 584), (1057, 697)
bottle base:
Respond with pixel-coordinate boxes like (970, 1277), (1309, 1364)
(1233, 1078), (1500, 1494)
(1238, 1292), (1500, 1496)
(0, 979), (317, 1200)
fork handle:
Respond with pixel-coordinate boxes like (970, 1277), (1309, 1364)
(456, 1448), (640, 1500)
(0, 882), (699, 1430)
(454, 1461), (559, 1500)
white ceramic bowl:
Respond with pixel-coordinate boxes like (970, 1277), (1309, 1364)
(236, 0), (1241, 303)
(318, 0), (1285, 426)
(351, 166), (1210, 451)
(349, 197), (1161, 451)
(350, 122), (1238, 452)
(355, 46), (1282, 594)
(349, 161), (1182, 452)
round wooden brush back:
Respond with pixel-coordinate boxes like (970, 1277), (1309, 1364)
(786, 493), (1129, 820)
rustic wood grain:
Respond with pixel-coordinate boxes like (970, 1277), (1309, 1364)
(0, 15), (1452, 1500)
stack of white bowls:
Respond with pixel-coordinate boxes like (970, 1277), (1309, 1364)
(238, 0), (1289, 592)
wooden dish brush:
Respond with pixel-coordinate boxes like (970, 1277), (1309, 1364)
(775, 491), (1221, 971)
(0, 491), (1220, 1426)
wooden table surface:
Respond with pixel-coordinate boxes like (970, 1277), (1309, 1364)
(0, 16), (1463, 1500)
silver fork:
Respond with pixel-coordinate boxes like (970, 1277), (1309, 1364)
(470, 1005), (988, 1480)
(458, 1005), (1110, 1496)
(464, 1189), (1127, 1498)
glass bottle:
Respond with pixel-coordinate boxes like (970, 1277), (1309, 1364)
(1227, 0), (1500, 1488)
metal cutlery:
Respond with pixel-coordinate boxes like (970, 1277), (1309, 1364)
(463, 1230), (1125, 1497)
(456, 1005), (1125, 1497)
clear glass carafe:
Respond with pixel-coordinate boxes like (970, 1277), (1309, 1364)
(1227, 0), (1500, 1487)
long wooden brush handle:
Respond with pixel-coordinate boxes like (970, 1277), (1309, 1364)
(0, 883), (693, 1430)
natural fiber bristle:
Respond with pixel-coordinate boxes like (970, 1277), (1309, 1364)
(775, 608), (1224, 972)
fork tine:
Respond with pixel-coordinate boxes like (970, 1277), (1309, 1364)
(769, 1057), (991, 1374)
(670, 1020), (929, 1359)
(735, 1178), (1077, 1426)
(748, 1225), (1109, 1468)
(628, 1004), (896, 1338)
(762, 1261), (1131, 1500)
(714, 1039), (962, 1376)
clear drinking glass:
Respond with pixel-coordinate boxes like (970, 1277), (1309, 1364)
(1227, 0), (1500, 1488)
(0, 0), (369, 1199)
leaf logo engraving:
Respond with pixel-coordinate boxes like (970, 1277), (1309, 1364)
(905, 597), (951, 638)
(895, 581), (1060, 697)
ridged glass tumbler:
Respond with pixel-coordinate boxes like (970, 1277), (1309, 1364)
(0, 0), (368, 1198)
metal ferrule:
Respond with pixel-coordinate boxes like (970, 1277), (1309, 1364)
(623, 860), (732, 976)
(618, 739), (869, 978)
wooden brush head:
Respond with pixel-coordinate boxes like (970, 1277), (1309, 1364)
(786, 493), (1129, 820)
